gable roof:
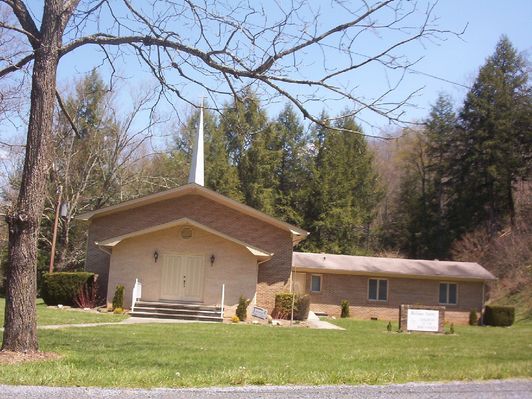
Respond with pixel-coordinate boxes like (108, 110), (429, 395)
(96, 217), (273, 261)
(77, 183), (309, 243)
(292, 252), (497, 282)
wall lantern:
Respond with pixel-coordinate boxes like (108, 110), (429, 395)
(153, 250), (159, 263)
(210, 254), (215, 267)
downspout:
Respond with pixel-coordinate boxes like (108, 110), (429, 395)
(480, 282), (485, 325)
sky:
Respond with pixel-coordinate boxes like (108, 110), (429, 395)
(3, 1), (532, 143)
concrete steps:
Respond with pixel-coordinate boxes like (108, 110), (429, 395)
(130, 300), (223, 322)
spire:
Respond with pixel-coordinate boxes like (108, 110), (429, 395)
(188, 99), (204, 186)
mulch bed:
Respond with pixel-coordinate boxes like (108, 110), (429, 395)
(0, 350), (61, 365)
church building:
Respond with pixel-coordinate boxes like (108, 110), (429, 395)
(79, 104), (495, 323)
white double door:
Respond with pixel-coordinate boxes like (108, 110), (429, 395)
(160, 254), (205, 301)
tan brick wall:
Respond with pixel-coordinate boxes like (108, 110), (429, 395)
(84, 193), (292, 311)
(299, 272), (484, 325)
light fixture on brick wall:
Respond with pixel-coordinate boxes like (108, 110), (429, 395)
(210, 254), (215, 267)
(154, 250), (159, 263)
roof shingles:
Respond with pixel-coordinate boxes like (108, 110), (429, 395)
(292, 252), (496, 281)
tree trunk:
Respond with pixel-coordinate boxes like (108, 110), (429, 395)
(2, 1), (64, 353)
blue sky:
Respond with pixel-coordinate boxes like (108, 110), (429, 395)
(8, 1), (532, 140)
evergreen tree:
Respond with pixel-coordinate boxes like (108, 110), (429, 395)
(272, 104), (309, 226)
(452, 36), (531, 234)
(302, 114), (381, 254)
(219, 93), (277, 214)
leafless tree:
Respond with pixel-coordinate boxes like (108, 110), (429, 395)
(41, 78), (159, 271)
(0, 0), (457, 352)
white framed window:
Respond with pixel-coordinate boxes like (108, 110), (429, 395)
(310, 274), (322, 293)
(368, 278), (388, 301)
(439, 282), (457, 305)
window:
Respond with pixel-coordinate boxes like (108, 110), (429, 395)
(368, 279), (388, 301)
(310, 274), (322, 293)
(439, 283), (457, 305)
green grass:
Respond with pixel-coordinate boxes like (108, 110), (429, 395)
(1, 318), (531, 387)
(0, 298), (128, 326)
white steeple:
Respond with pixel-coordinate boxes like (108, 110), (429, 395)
(188, 100), (204, 186)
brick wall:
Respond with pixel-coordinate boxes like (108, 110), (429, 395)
(300, 272), (484, 325)
(84, 193), (293, 311)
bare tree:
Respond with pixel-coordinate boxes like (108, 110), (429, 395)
(40, 73), (159, 272)
(0, 0), (455, 352)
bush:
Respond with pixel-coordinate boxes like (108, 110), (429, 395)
(41, 272), (95, 306)
(340, 300), (350, 318)
(112, 285), (125, 310)
(484, 305), (515, 326)
(231, 315), (240, 323)
(273, 293), (310, 320)
(113, 307), (124, 314)
(74, 280), (99, 309)
(295, 295), (310, 320)
(236, 295), (251, 321)
(469, 309), (478, 326)
(387, 321), (392, 332)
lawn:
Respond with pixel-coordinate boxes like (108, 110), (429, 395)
(0, 298), (128, 326)
(0, 318), (530, 387)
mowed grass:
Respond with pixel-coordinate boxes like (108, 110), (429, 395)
(0, 298), (127, 326)
(0, 318), (531, 388)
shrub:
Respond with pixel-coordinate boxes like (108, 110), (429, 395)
(387, 321), (392, 332)
(41, 272), (95, 306)
(295, 295), (310, 320)
(74, 280), (99, 308)
(112, 285), (125, 310)
(450, 323), (455, 334)
(340, 300), (350, 318)
(231, 315), (240, 323)
(236, 295), (250, 321)
(113, 307), (124, 314)
(469, 309), (478, 326)
(273, 293), (310, 320)
(483, 305), (515, 327)
(273, 293), (294, 319)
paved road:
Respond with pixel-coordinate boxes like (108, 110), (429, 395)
(0, 380), (530, 399)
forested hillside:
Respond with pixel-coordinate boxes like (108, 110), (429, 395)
(1, 37), (530, 314)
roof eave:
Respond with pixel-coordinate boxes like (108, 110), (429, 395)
(292, 266), (497, 282)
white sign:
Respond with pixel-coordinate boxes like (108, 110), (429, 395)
(251, 306), (268, 320)
(407, 309), (440, 332)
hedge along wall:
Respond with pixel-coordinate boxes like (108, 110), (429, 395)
(273, 293), (310, 320)
(483, 305), (515, 326)
(41, 272), (96, 306)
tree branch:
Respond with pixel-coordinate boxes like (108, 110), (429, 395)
(1, 0), (40, 48)
(55, 90), (82, 139)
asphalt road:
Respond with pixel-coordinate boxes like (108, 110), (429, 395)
(0, 380), (530, 399)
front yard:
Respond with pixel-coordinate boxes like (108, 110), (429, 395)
(0, 298), (128, 326)
(0, 315), (530, 387)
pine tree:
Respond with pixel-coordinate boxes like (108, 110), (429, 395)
(272, 104), (309, 226)
(219, 93), (277, 214)
(453, 36), (531, 234)
(302, 114), (381, 254)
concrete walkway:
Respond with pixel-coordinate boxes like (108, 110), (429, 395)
(0, 312), (344, 330)
(306, 311), (345, 330)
